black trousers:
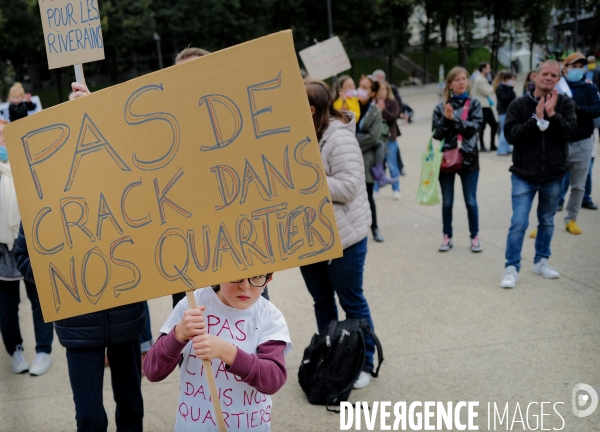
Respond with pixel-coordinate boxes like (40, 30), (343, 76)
(66, 340), (143, 432)
(365, 182), (378, 230)
(478, 107), (498, 149)
(0, 280), (54, 355)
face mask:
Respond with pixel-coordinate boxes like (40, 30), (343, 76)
(357, 88), (370, 101)
(507, 80), (516, 87)
(345, 89), (357, 98)
(566, 68), (585, 82)
(0, 146), (7, 163)
(589, 63), (596, 71)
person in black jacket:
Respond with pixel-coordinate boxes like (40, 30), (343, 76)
(7, 83), (36, 123)
(553, 53), (600, 234)
(432, 66), (484, 253)
(14, 223), (145, 431)
(500, 60), (578, 289)
(493, 70), (516, 155)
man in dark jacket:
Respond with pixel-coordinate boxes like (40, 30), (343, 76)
(555, 53), (600, 233)
(15, 223), (145, 430)
(500, 60), (578, 289)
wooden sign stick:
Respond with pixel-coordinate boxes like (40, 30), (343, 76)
(186, 291), (228, 432)
(74, 64), (86, 86)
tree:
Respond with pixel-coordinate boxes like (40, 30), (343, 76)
(522, 0), (553, 69)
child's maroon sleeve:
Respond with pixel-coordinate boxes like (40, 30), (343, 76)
(227, 340), (287, 395)
(143, 327), (187, 382)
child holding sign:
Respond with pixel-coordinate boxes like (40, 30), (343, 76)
(144, 275), (292, 431)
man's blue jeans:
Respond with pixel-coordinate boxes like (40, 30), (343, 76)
(505, 174), (563, 271)
(497, 114), (512, 155)
(439, 170), (479, 238)
(300, 237), (375, 372)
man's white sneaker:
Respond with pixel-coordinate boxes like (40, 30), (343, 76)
(29, 353), (53, 376)
(500, 266), (518, 288)
(393, 191), (401, 200)
(532, 258), (560, 279)
(353, 371), (372, 389)
(11, 345), (29, 374)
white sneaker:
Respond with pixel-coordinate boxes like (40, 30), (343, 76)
(29, 353), (53, 376)
(353, 371), (372, 389)
(11, 345), (29, 374)
(500, 266), (518, 288)
(373, 190), (380, 198)
(532, 258), (560, 279)
(393, 191), (401, 200)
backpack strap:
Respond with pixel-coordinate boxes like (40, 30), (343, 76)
(360, 321), (385, 378)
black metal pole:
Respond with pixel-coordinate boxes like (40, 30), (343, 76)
(154, 33), (164, 69)
(326, 0), (337, 87)
(327, 0), (333, 38)
(574, 0), (579, 51)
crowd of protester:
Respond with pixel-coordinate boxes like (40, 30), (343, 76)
(0, 46), (599, 431)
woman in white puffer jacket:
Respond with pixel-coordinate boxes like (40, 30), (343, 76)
(300, 80), (377, 389)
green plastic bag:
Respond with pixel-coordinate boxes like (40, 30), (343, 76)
(416, 133), (444, 205)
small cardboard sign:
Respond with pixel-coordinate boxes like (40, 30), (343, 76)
(38, 0), (105, 69)
(299, 36), (352, 80)
(4, 31), (342, 322)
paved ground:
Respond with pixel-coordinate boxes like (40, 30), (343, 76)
(1, 84), (599, 432)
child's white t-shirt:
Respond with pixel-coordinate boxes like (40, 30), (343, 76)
(159, 287), (293, 432)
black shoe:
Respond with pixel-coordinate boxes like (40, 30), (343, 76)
(490, 146), (498, 151)
(372, 228), (384, 242)
(582, 201), (598, 210)
(557, 201), (564, 211)
(480, 147), (489, 153)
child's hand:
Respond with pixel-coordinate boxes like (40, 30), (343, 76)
(192, 333), (237, 365)
(25, 93), (32, 102)
(174, 306), (206, 343)
(70, 82), (91, 100)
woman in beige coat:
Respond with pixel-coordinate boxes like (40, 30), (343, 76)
(300, 80), (377, 389)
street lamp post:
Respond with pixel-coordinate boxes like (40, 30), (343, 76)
(154, 32), (164, 70)
(509, 28), (515, 72)
(574, 0), (579, 51)
(326, 0), (337, 87)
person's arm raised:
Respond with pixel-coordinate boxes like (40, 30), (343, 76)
(69, 82), (91, 100)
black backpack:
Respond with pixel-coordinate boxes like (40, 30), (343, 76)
(298, 318), (384, 411)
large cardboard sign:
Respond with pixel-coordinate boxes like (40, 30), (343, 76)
(38, 0), (105, 69)
(4, 31), (342, 321)
(299, 36), (352, 80)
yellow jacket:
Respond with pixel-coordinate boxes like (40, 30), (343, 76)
(334, 97), (361, 122)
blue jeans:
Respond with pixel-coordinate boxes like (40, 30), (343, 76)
(0, 280), (54, 355)
(505, 174), (563, 271)
(439, 170), (479, 238)
(497, 114), (512, 155)
(374, 139), (400, 192)
(300, 237), (375, 372)
(584, 157), (595, 204)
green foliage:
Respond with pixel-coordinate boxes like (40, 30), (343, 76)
(407, 47), (504, 75)
(351, 57), (409, 85)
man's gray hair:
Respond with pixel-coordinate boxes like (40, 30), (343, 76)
(536, 59), (561, 73)
(372, 69), (386, 79)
